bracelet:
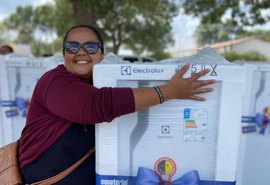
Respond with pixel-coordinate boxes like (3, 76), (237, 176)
(153, 86), (164, 104)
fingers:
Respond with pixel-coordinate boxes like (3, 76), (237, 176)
(190, 69), (211, 81)
(189, 95), (206, 101)
(177, 63), (190, 77)
(170, 64), (217, 101)
(193, 87), (214, 94)
(177, 64), (212, 81)
(194, 79), (217, 88)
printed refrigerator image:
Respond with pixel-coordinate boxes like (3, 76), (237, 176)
(237, 62), (270, 185)
(0, 56), (56, 147)
(93, 48), (245, 185)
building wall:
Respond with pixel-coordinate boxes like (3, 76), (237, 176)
(231, 39), (270, 58)
(171, 38), (270, 58)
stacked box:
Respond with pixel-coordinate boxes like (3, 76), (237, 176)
(237, 62), (270, 185)
(0, 56), (56, 147)
(94, 48), (245, 185)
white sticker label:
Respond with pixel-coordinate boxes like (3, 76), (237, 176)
(183, 108), (208, 142)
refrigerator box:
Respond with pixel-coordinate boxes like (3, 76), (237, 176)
(93, 48), (245, 185)
(237, 62), (270, 185)
(0, 56), (56, 147)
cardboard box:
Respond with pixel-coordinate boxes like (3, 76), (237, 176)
(0, 56), (56, 146)
(237, 62), (270, 185)
(94, 49), (245, 185)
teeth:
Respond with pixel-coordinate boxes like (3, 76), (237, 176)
(76, 60), (88, 64)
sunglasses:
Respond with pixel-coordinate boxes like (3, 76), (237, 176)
(63, 41), (102, 55)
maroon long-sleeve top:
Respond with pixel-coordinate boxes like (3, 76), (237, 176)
(19, 65), (135, 168)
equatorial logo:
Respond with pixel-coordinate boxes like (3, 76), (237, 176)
(121, 66), (131, 75)
(154, 157), (176, 182)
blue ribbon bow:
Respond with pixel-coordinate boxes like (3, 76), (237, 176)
(0, 96), (29, 117)
(135, 167), (200, 185)
(241, 113), (269, 135)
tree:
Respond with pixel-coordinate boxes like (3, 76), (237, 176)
(2, 4), (58, 56)
(240, 30), (270, 42)
(67, 0), (179, 55)
(70, 0), (97, 26)
(152, 51), (172, 60)
(182, 0), (270, 28)
(3, 6), (35, 44)
(182, 0), (270, 46)
(0, 23), (12, 44)
(2, 0), (179, 57)
(194, 20), (243, 46)
(221, 51), (268, 62)
(33, 4), (58, 56)
(54, 0), (75, 36)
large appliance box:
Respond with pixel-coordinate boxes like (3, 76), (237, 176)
(94, 49), (245, 185)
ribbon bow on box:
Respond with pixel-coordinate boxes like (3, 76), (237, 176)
(0, 97), (30, 117)
(135, 167), (200, 185)
(242, 111), (270, 135)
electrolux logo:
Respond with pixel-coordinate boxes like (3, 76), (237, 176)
(121, 66), (164, 75)
(121, 66), (131, 75)
(161, 125), (170, 134)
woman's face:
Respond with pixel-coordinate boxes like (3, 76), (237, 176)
(63, 27), (103, 81)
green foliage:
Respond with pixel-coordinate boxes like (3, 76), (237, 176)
(1, 0), (178, 56)
(33, 4), (56, 28)
(2, 4), (58, 56)
(183, 0), (270, 46)
(194, 23), (230, 46)
(221, 51), (268, 62)
(194, 18), (246, 46)
(182, 0), (270, 27)
(239, 30), (270, 42)
(69, 0), (179, 55)
(3, 5), (35, 43)
(54, 0), (75, 36)
(151, 52), (172, 61)
(31, 41), (53, 57)
(0, 22), (11, 44)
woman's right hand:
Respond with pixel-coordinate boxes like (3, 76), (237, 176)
(132, 63), (217, 111)
(160, 63), (216, 101)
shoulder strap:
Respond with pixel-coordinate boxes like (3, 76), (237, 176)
(30, 147), (95, 185)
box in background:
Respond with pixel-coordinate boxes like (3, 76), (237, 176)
(0, 56), (56, 147)
(237, 62), (270, 185)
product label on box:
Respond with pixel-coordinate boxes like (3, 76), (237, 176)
(96, 174), (236, 185)
(183, 108), (208, 142)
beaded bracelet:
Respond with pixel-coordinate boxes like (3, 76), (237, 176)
(153, 86), (164, 104)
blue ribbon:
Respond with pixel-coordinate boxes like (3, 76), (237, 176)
(241, 113), (267, 126)
(135, 167), (200, 185)
(0, 97), (29, 117)
(241, 113), (269, 135)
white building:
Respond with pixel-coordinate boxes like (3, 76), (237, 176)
(172, 36), (270, 58)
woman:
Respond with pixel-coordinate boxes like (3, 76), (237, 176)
(19, 25), (216, 184)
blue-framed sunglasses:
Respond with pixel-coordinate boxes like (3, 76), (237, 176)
(63, 41), (102, 55)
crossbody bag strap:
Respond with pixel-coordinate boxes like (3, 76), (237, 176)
(30, 147), (95, 185)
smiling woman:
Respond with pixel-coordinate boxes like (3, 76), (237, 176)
(62, 26), (104, 83)
(18, 24), (216, 185)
